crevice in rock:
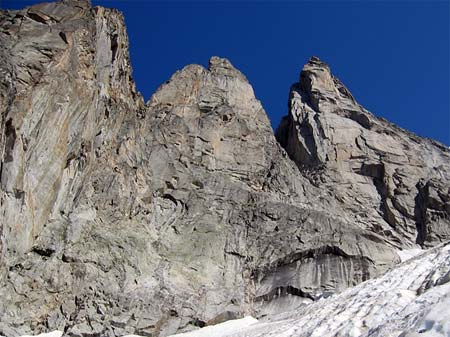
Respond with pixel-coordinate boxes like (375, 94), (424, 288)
(298, 74), (314, 109)
(225, 250), (246, 259)
(275, 84), (324, 169)
(161, 193), (178, 205)
(358, 162), (397, 228)
(347, 109), (372, 129)
(31, 246), (55, 258)
(189, 318), (206, 328)
(110, 33), (119, 63)
(3, 118), (16, 163)
(59, 31), (68, 44)
(415, 181), (429, 246)
(274, 116), (289, 149)
(255, 285), (315, 302)
(333, 76), (356, 103)
(266, 245), (353, 270)
(26, 12), (49, 25)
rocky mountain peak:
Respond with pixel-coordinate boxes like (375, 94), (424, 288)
(60, 0), (91, 9)
(277, 56), (450, 246)
(208, 56), (247, 81)
(303, 55), (332, 75)
(149, 55), (271, 139)
(0, 2), (449, 336)
(297, 56), (355, 114)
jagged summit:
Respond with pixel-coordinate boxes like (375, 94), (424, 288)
(277, 55), (450, 244)
(208, 56), (247, 80)
(304, 55), (331, 71)
(60, 0), (91, 8)
(148, 55), (269, 137)
(296, 56), (357, 114)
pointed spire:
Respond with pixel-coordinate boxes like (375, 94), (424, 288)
(302, 56), (331, 77)
(308, 56), (329, 67)
(299, 56), (335, 103)
(208, 56), (247, 81)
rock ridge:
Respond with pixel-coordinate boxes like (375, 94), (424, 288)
(276, 56), (450, 247)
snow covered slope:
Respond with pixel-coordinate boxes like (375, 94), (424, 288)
(16, 333), (62, 337)
(166, 317), (258, 337)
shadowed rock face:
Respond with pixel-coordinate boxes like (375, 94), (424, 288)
(0, 2), (449, 337)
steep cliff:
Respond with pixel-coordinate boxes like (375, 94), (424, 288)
(276, 56), (450, 247)
(0, 1), (449, 337)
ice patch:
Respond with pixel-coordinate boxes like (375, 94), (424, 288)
(397, 248), (423, 262)
(167, 316), (258, 337)
(19, 332), (62, 337)
(410, 284), (450, 336)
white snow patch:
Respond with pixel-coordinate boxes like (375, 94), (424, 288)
(397, 248), (424, 262)
(19, 332), (63, 337)
(407, 283), (450, 336)
(167, 316), (258, 337)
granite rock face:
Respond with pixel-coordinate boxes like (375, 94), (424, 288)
(276, 56), (450, 248)
(0, 2), (449, 336)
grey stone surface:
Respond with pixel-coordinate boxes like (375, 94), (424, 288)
(276, 56), (450, 248)
(0, 2), (449, 336)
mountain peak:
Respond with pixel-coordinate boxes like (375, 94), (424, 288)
(149, 55), (271, 134)
(208, 56), (233, 69)
(208, 56), (247, 81)
(307, 55), (329, 67)
(277, 53), (450, 246)
(299, 57), (334, 100)
(60, 0), (91, 8)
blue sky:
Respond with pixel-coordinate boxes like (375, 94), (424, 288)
(3, 1), (449, 145)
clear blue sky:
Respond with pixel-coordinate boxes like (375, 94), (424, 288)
(3, 0), (449, 145)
